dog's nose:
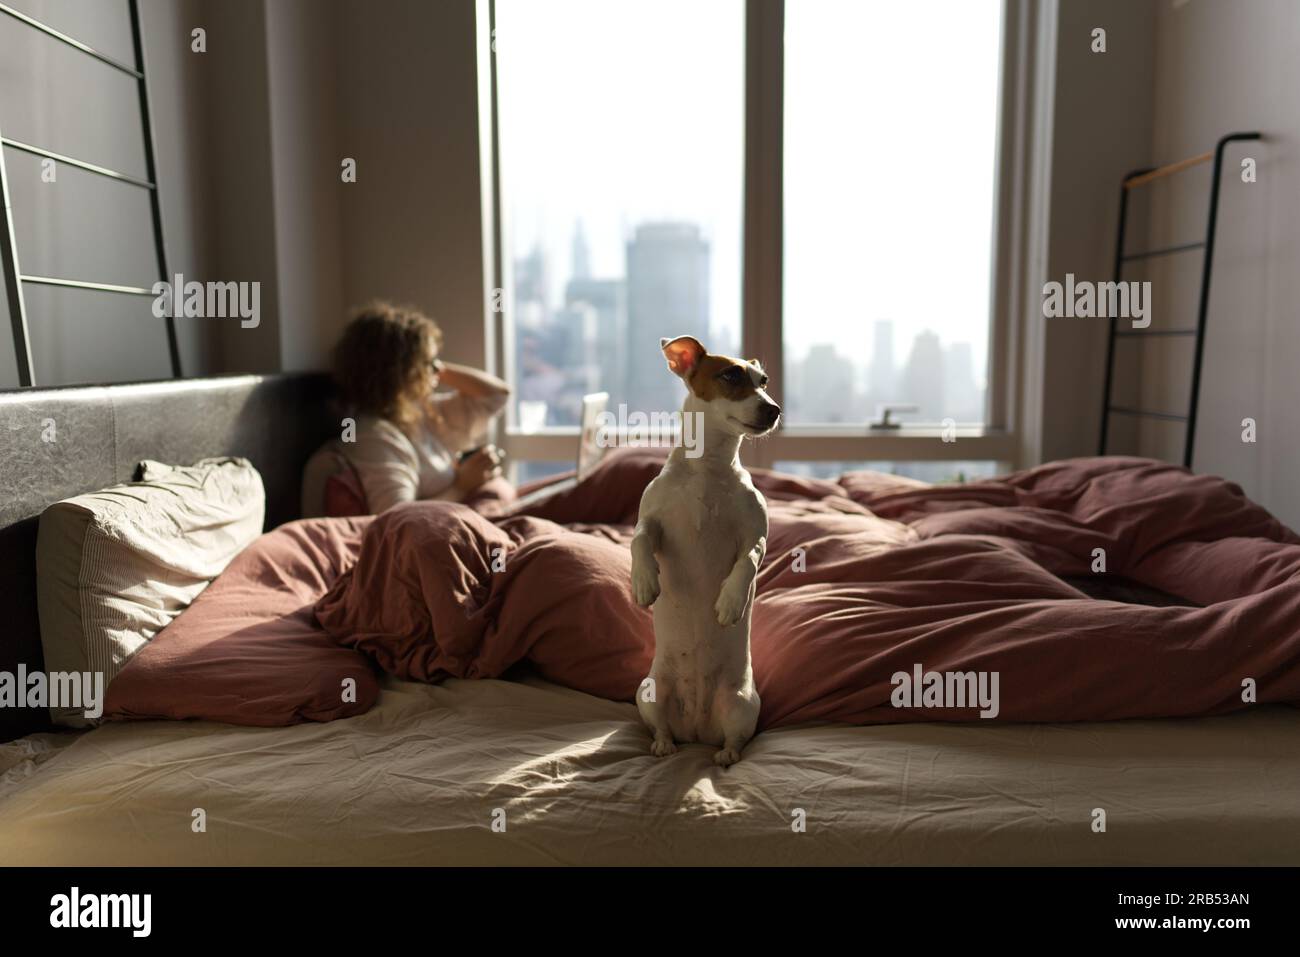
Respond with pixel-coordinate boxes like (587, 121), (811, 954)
(761, 402), (782, 427)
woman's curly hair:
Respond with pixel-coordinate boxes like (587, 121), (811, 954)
(333, 301), (443, 426)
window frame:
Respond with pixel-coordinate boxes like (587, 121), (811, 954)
(478, 0), (1050, 475)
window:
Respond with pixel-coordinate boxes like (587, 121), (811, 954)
(515, 460), (574, 485)
(775, 460), (1001, 484)
(484, 1), (1020, 473)
(783, 0), (1003, 427)
(493, 0), (744, 429)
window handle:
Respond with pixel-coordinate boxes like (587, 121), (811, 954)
(869, 404), (919, 430)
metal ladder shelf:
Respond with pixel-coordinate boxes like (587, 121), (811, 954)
(0, 0), (180, 387)
(1098, 131), (1260, 468)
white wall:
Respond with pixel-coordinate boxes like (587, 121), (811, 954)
(1146, 0), (1298, 527)
(264, 0), (344, 372)
(197, 0), (282, 374)
(1031, 0), (1298, 528)
(1035, 0), (1155, 463)
(209, 0), (489, 375)
(140, 0), (221, 378)
(330, 0), (489, 371)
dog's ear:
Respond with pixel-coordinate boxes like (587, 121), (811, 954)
(661, 336), (706, 378)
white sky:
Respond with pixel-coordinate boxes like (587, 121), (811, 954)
(496, 0), (1001, 382)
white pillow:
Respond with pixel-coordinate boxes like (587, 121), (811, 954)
(35, 457), (265, 727)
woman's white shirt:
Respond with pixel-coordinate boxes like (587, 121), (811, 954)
(344, 390), (507, 513)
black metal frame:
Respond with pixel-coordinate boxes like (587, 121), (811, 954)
(0, 0), (180, 387)
(1098, 131), (1260, 468)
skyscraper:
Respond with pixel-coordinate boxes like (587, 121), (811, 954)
(943, 342), (981, 423)
(566, 275), (626, 403)
(797, 343), (860, 423)
(512, 243), (549, 328)
(868, 320), (897, 404)
(900, 330), (946, 422)
(571, 219), (591, 282)
(565, 220), (625, 408)
(625, 222), (710, 414)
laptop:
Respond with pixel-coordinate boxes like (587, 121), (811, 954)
(508, 392), (609, 511)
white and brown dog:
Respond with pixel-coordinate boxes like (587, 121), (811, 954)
(631, 335), (781, 766)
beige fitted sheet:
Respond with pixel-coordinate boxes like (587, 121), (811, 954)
(1, 674), (1298, 866)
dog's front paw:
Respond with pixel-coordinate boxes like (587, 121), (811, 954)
(651, 734), (677, 757)
(714, 580), (749, 626)
(631, 560), (661, 607)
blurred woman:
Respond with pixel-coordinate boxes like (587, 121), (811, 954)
(332, 301), (509, 512)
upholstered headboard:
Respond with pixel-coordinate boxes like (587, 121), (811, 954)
(0, 372), (338, 742)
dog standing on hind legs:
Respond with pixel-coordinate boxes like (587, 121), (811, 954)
(631, 335), (781, 766)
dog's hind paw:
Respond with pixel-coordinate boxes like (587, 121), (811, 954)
(651, 735), (677, 757)
(713, 747), (742, 767)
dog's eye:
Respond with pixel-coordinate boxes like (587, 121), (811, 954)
(719, 368), (745, 385)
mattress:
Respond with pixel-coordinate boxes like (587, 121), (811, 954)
(3, 672), (1299, 866)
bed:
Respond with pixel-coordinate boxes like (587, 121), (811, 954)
(2, 373), (1299, 866)
(3, 672), (1299, 866)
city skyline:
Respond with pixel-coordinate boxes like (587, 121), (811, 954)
(512, 219), (985, 428)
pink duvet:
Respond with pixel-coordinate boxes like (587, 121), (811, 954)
(313, 450), (1300, 727)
